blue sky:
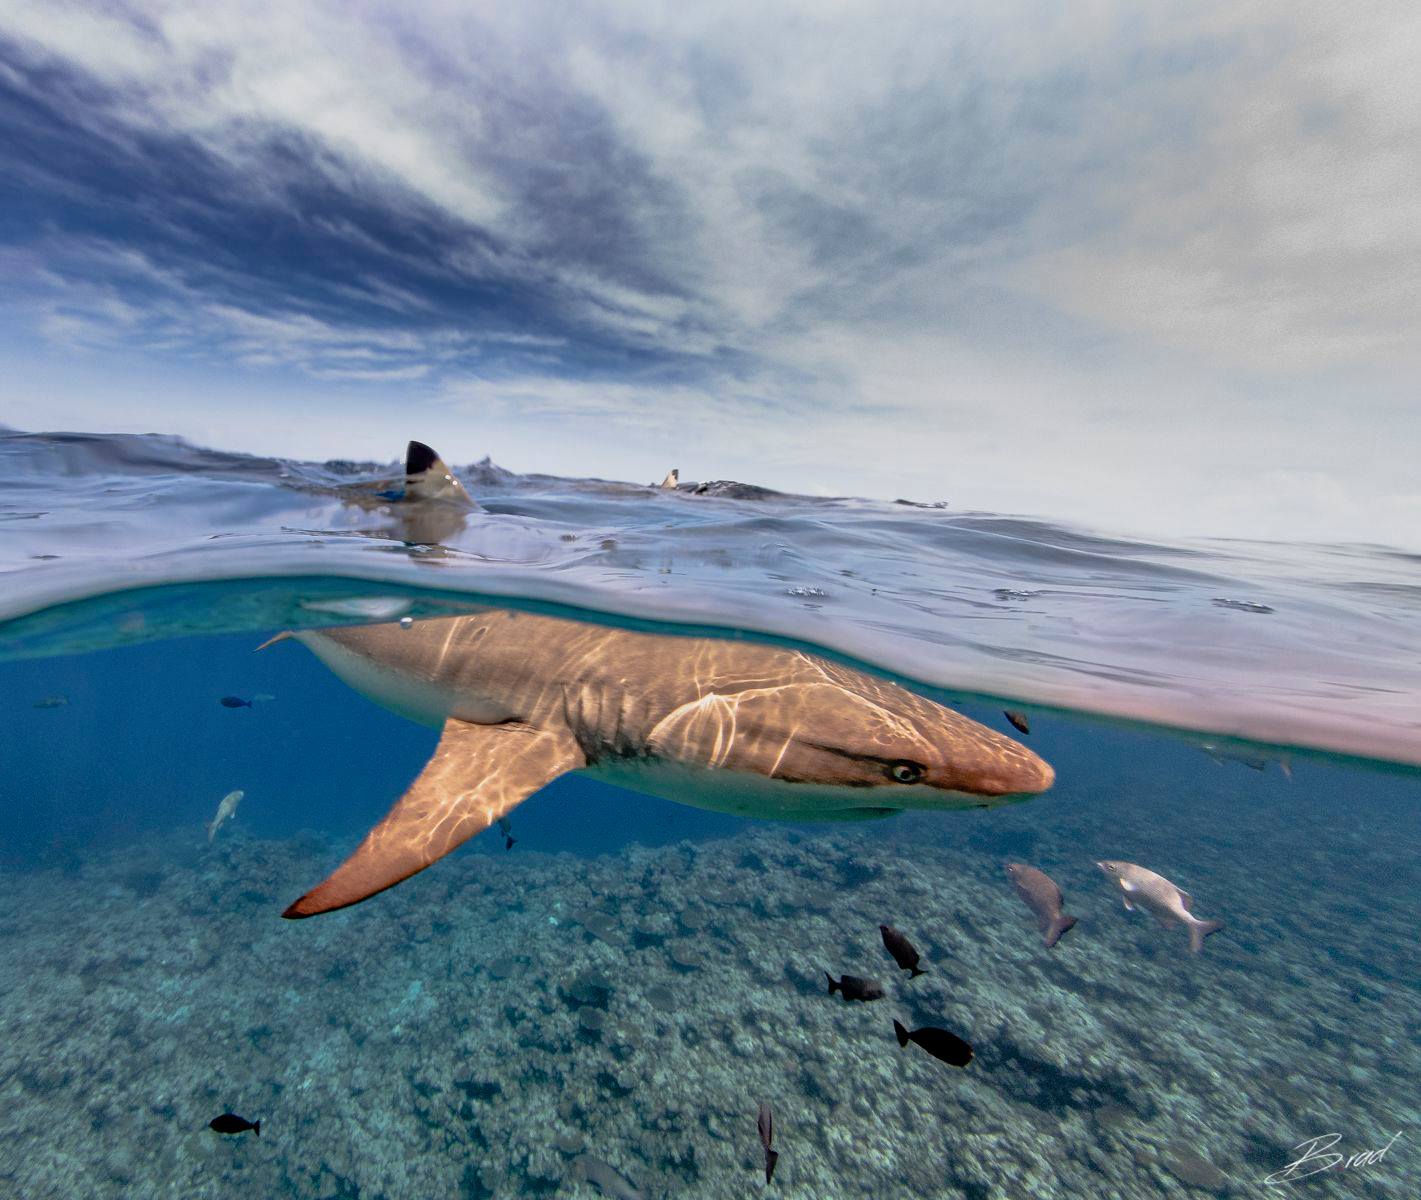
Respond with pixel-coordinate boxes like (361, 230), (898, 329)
(2, 1), (1418, 546)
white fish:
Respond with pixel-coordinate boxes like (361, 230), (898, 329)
(1096, 860), (1223, 954)
(207, 790), (245, 843)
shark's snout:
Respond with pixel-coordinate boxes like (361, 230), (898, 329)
(940, 738), (1055, 799)
(990, 748), (1054, 796)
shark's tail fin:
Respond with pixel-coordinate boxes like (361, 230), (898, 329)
(765, 1148), (778, 1184)
(1044, 914), (1077, 949)
(1189, 918), (1224, 954)
(908, 966), (926, 978)
(825, 972), (839, 996)
(893, 1019), (910, 1048)
(254, 1120), (261, 1138)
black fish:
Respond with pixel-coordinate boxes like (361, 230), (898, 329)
(879, 925), (926, 977)
(497, 816), (516, 851)
(219, 696), (253, 708)
(825, 972), (884, 1002)
(209, 1112), (260, 1136)
(757, 1102), (778, 1184)
(1003, 710), (1030, 735)
(893, 1019), (973, 1068)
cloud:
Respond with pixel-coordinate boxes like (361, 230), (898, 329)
(1, 1), (1418, 544)
(1014, 5), (1421, 372)
(7, 0), (1418, 370)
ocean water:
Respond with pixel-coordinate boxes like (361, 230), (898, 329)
(0, 429), (1417, 1199)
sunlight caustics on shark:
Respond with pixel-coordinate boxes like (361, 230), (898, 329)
(266, 609), (1054, 917)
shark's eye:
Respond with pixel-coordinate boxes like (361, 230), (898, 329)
(889, 761), (924, 784)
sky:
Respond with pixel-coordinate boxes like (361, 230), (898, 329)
(2, 1), (1419, 547)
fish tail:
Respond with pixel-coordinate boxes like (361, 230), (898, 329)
(1189, 918), (1224, 954)
(893, 1019), (910, 1048)
(824, 972), (838, 996)
(1045, 914), (1077, 949)
(254, 1120), (260, 1137)
(908, 966), (926, 978)
(765, 1148), (778, 1184)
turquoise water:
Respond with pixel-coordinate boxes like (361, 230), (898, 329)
(1, 430), (1417, 1198)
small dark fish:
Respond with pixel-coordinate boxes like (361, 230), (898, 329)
(893, 1019), (972, 1068)
(879, 925), (926, 977)
(757, 1102), (778, 1184)
(1003, 710), (1031, 735)
(497, 816), (516, 851)
(1004, 862), (1078, 948)
(825, 972), (884, 1002)
(33, 695), (69, 709)
(219, 696), (253, 708)
(209, 1112), (260, 1136)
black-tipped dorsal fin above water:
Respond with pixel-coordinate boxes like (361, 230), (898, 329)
(272, 610), (1054, 917)
(402, 440), (476, 506)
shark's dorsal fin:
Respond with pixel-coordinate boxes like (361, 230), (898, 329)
(404, 440), (475, 506)
(405, 440), (440, 476)
(283, 716), (584, 917)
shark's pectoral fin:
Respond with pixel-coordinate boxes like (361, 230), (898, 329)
(283, 717), (584, 918)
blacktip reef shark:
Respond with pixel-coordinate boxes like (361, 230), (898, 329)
(331, 440), (479, 549)
(262, 609), (1055, 918)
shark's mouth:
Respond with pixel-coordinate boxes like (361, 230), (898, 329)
(583, 760), (1032, 819)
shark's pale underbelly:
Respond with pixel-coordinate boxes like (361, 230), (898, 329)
(296, 631), (509, 727)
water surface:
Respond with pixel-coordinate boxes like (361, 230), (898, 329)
(0, 430), (1416, 1198)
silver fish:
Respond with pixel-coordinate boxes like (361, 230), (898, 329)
(1198, 741), (1292, 780)
(569, 1155), (644, 1200)
(1004, 862), (1077, 948)
(1096, 861), (1223, 954)
(206, 790), (245, 843)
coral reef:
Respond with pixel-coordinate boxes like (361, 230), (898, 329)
(0, 779), (1415, 1199)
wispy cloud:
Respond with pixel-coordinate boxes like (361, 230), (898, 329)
(1, 1), (1418, 544)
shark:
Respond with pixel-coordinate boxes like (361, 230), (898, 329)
(266, 609), (1055, 917)
(328, 440), (478, 549)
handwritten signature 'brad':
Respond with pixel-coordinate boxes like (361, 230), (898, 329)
(1264, 1132), (1403, 1185)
